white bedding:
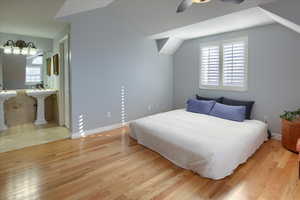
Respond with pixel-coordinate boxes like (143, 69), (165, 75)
(129, 109), (268, 180)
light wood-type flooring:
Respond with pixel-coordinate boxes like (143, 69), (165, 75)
(0, 127), (299, 200)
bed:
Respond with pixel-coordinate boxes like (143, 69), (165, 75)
(129, 109), (268, 180)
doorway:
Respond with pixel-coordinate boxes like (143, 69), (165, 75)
(59, 36), (71, 129)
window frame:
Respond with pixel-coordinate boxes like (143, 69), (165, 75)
(199, 37), (248, 92)
(25, 66), (42, 85)
(199, 42), (221, 90)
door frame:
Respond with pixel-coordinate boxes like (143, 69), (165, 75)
(58, 35), (71, 129)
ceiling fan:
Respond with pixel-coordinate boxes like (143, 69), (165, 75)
(176, 0), (245, 13)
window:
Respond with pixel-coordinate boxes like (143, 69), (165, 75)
(200, 37), (248, 91)
(31, 56), (43, 65)
(26, 55), (43, 85)
(26, 67), (41, 84)
(200, 45), (220, 87)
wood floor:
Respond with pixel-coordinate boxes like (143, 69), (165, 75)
(0, 127), (299, 200)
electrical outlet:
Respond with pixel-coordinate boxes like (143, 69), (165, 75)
(107, 112), (111, 118)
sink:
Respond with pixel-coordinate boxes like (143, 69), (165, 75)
(26, 89), (57, 125)
(0, 91), (17, 131)
(0, 90), (17, 100)
(26, 89), (57, 97)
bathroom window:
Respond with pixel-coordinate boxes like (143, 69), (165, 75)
(31, 56), (43, 65)
(26, 67), (42, 84)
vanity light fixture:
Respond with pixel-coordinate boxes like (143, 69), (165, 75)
(3, 40), (14, 54)
(3, 40), (38, 56)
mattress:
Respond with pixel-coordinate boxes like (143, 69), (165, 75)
(129, 109), (268, 180)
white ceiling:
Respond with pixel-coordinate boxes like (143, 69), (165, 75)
(0, 0), (279, 40)
(151, 7), (275, 40)
(56, 0), (115, 18)
(108, 0), (277, 36)
(0, 0), (68, 39)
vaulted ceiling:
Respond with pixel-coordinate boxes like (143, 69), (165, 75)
(107, 0), (277, 36)
(0, 0), (278, 39)
(0, 0), (67, 38)
(56, 0), (115, 18)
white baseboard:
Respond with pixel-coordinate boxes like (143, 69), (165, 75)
(271, 133), (282, 141)
(72, 123), (283, 141)
(72, 122), (128, 139)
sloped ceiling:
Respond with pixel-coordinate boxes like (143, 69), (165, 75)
(105, 0), (277, 36)
(58, 0), (277, 36)
(0, 0), (280, 40)
(57, 0), (278, 55)
(260, 0), (300, 34)
(0, 0), (67, 38)
(151, 7), (275, 40)
(153, 6), (275, 55)
(56, 0), (115, 18)
(261, 0), (300, 25)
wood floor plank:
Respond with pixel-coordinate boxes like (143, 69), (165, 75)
(0, 127), (298, 200)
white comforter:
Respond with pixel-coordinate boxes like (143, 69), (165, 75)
(129, 109), (268, 180)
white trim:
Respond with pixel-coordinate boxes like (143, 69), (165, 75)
(199, 43), (220, 89)
(199, 37), (248, 92)
(260, 8), (300, 35)
(222, 37), (248, 92)
(58, 42), (64, 126)
(159, 37), (184, 55)
(59, 35), (68, 43)
(71, 122), (130, 139)
(271, 133), (282, 141)
(58, 35), (71, 129)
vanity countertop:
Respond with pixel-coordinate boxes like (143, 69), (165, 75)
(3, 89), (59, 127)
(26, 89), (57, 97)
(0, 90), (17, 100)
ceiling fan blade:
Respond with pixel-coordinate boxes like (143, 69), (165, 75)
(220, 0), (245, 4)
(176, 0), (193, 13)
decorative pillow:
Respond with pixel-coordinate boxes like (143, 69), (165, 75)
(186, 99), (216, 114)
(209, 103), (246, 122)
(196, 95), (224, 103)
(222, 97), (255, 120)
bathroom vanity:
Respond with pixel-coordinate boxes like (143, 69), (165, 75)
(26, 89), (57, 125)
(2, 89), (58, 131)
(0, 91), (17, 131)
(0, 48), (61, 131)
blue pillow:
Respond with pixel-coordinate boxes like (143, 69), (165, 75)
(209, 103), (246, 122)
(186, 99), (216, 114)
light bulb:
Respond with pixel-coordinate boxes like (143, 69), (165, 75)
(13, 47), (20, 55)
(4, 46), (12, 54)
(29, 48), (37, 55)
(21, 47), (28, 55)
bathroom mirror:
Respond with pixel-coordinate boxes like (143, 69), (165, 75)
(0, 49), (46, 90)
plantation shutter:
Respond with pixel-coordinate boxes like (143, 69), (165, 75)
(200, 46), (220, 87)
(222, 41), (247, 88)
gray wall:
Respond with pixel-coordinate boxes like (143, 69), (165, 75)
(174, 24), (300, 134)
(69, 8), (173, 134)
(3, 54), (27, 90)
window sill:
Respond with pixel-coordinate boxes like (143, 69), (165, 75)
(199, 86), (248, 92)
